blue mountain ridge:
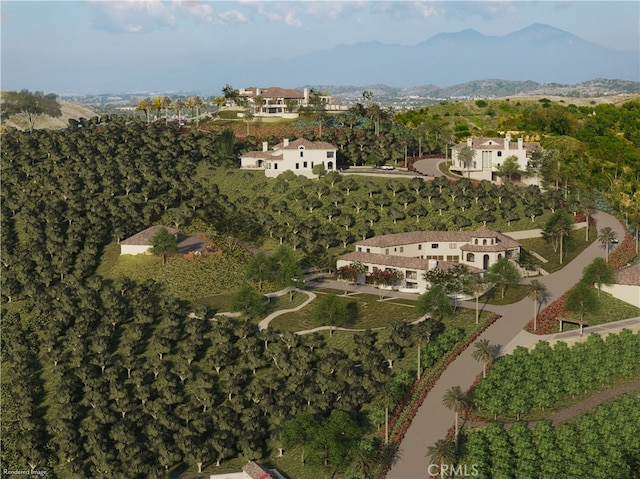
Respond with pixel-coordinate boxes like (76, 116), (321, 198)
(27, 23), (640, 94)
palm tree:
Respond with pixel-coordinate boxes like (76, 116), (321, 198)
(442, 386), (468, 442)
(471, 339), (497, 378)
(598, 226), (618, 263)
(426, 439), (456, 478)
(172, 98), (186, 124)
(136, 98), (152, 124)
(457, 145), (476, 179)
(381, 382), (400, 444)
(527, 279), (548, 331)
(467, 274), (486, 324)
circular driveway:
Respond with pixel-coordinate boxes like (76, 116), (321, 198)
(411, 157), (446, 177)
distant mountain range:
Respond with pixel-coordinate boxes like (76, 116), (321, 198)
(43, 23), (639, 96)
(210, 23), (638, 92)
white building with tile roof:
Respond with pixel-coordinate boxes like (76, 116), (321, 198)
(119, 225), (178, 255)
(336, 226), (520, 293)
(450, 134), (541, 184)
(240, 138), (337, 178)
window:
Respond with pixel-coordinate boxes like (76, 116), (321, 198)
(300, 151), (304, 158)
(327, 151), (334, 158)
(431, 244), (439, 249)
(311, 162), (314, 168)
(394, 248), (397, 252)
(418, 244), (422, 250)
(274, 163), (278, 170)
(483, 239), (487, 245)
(406, 270), (417, 280)
(303, 161), (308, 168)
(366, 248), (370, 253)
(447, 255), (459, 263)
(357, 247), (362, 252)
(295, 163), (299, 170)
(399, 247), (404, 253)
(449, 243), (456, 249)
(466, 253), (475, 262)
(475, 239), (478, 245)
(385, 249), (389, 255)
(497, 151), (502, 157)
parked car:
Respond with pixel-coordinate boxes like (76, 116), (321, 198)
(380, 165), (395, 170)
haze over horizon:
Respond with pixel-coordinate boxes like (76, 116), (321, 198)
(2, 1), (639, 95)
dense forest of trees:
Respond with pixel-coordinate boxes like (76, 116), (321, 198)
(1, 94), (638, 476)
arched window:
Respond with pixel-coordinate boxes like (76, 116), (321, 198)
(466, 253), (475, 262)
(327, 161), (334, 170)
(483, 239), (487, 245)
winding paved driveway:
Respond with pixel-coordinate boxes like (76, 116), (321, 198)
(386, 210), (628, 479)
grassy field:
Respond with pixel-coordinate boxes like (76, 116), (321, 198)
(97, 236), (256, 304)
(561, 291), (640, 331)
(518, 225), (597, 273)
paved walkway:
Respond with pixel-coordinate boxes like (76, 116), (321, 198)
(257, 288), (316, 330)
(386, 210), (629, 479)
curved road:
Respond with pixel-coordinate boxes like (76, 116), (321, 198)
(386, 210), (628, 479)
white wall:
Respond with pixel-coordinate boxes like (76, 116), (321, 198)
(601, 284), (640, 308)
(120, 244), (151, 255)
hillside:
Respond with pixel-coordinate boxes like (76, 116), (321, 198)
(1, 99), (97, 131)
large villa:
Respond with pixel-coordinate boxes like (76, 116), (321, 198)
(450, 133), (541, 185)
(336, 226), (521, 293)
(240, 138), (338, 178)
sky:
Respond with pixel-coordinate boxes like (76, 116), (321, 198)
(1, 1), (639, 94)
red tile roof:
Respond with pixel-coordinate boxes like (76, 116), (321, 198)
(242, 461), (273, 479)
(274, 138), (337, 150)
(451, 137), (540, 153)
(615, 264), (640, 286)
(241, 87), (305, 99)
(354, 227), (519, 249)
(120, 225), (178, 245)
(337, 251), (483, 273)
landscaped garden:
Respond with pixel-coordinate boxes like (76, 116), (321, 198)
(3, 96), (639, 478)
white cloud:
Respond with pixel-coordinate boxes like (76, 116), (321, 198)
(88, 0), (177, 33)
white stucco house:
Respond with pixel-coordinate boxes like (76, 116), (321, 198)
(450, 134), (541, 185)
(601, 263), (640, 308)
(240, 138), (337, 178)
(120, 225), (178, 255)
(236, 87), (342, 118)
(336, 226), (521, 293)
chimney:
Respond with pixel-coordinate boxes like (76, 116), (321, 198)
(518, 138), (523, 150)
(283, 139), (289, 147)
(428, 259), (438, 270)
(466, 138), (472, 148)
(304, 88), (309, 104)
(505, 133), (511, 149)
(262, 141), (268, 152)
(256, 88), (261, 96)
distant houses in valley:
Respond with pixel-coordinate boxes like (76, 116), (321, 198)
(450, 133), (541, 185)
(337, 226), (521, 294)
(240, 138), (338, 178)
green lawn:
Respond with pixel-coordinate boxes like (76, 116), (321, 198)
(268, 290), (422, 332)
(561, 291), (640, 331)
(97, 237), (254, 305)
(480, 283), (533, 305)
(518, 226), (596, 273)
